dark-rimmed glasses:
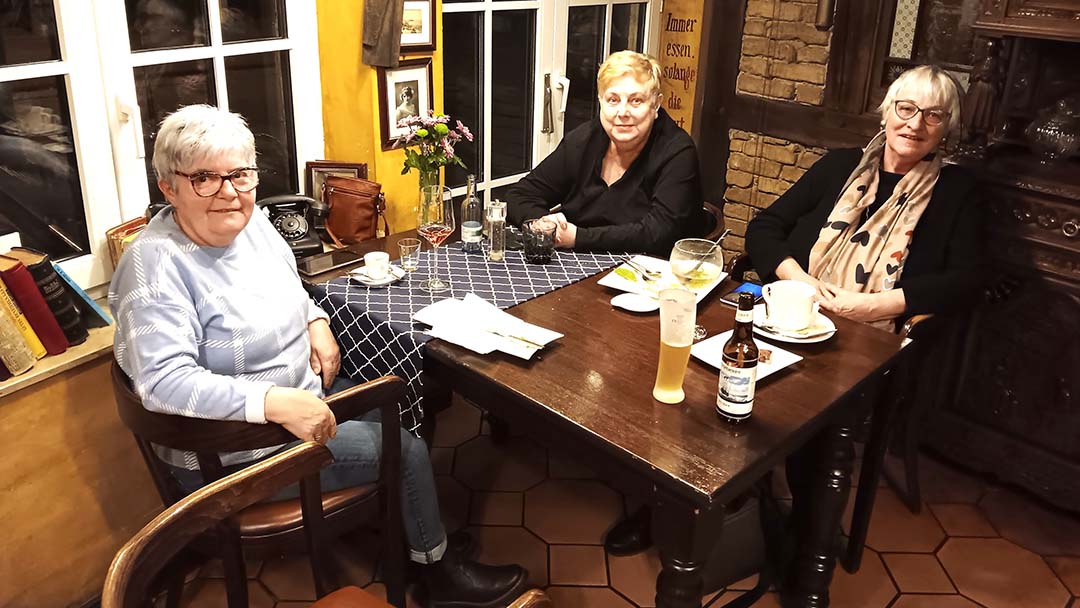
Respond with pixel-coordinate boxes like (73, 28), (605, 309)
(894, 100), (949, 127)
(175, 167), (259, 198)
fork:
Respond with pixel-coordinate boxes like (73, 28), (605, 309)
(621, 256), (662, 281)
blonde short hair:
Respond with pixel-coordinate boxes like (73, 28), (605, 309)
(596, 51), (662, 102)
(152, 104), (256, 187)
(878, 65), (962, 132)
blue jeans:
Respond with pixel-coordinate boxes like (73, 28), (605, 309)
(169, 376), (448, 563)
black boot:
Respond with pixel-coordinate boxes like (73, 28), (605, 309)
(604, 506), (653, 556)
(422, 549), (528, 608)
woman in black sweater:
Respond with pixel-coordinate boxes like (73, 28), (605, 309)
(507, 51), (703, 256)
(747, 65), (981, 330)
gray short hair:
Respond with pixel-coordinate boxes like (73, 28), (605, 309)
(878, 65), (963, 133)
(152, 104), (256, 186)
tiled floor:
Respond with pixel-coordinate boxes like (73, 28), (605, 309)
(174, 396), (1080, 608)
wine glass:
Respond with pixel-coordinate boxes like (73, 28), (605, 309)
(669, 238), (725, 340)
(417, 185), (455, 293)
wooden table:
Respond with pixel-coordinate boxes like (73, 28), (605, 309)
(422, 271), (904, 608)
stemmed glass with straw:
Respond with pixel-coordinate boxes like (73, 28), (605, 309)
(669, 230), (729, 339)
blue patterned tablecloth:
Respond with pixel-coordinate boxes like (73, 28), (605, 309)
(307, 245), (622, 430)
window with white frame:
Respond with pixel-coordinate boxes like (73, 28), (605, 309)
(0, 0), (322, 289)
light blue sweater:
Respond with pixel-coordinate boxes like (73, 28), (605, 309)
(109, 207), (328, 469)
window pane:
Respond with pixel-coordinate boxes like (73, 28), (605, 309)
(220, 0), (286, 43)
(491, 10), (534, 180)
(443, 12), (483, 189)
(126, 0), (209, 52)
(564, 6), (604, 135)
(0, 3), (61, 66)
(610, 3), (647, 54)
(135, 60), (216, 203)
(225, 51), (298, 196)
(0, 76), (88, 259)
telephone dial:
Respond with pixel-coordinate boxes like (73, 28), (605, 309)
(258, 195), (328, 258)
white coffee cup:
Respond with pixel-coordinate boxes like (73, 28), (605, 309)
(762, 280), (820, 332)
(363, 251), (390, 280)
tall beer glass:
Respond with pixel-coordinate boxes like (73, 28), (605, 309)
(653, 288), (696, 404)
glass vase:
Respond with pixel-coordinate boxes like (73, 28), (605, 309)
(1025, 99), (1080, 164)
(418, 167), (440, 191)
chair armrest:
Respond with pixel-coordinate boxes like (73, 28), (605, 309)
(726, 252), (754, 282)
(508, 589), (552, 608)
(702, 202), (725, 241)
(900, 314), (934, 340)
(325, 375), (406, 432)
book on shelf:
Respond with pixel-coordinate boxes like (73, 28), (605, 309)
(4, 248), (88, 346)
(51, 262), (112, 328)
(0, 302), (35, 377)
(0, 279), (46, 359)
(0, 255), (67, 355)
(105, 216), (148, 270)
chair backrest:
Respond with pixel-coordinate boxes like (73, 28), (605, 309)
(103, 442), (335, 608)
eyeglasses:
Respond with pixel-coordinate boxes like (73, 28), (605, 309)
(175, 167), (259, 198)
(894, 100), (949, 127)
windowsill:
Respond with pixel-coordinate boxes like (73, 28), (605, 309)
(0, 325), (115, 399)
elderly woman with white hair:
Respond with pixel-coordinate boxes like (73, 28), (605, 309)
(746, 64), (981, 330)
(507, 50), (704, 255)
(109, 104), (527, 607)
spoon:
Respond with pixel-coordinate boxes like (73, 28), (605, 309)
(687, 229), (731, 274)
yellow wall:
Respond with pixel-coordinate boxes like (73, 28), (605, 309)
(316, 1), (444, 234)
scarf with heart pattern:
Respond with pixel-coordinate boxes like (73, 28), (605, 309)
(808, 130), (941, 329)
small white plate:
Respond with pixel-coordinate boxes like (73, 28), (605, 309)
(349, 264), (406, 287)
(751, 304), (837, 344)
(610, 292), (660, 313)
(691, 329), (803, 380)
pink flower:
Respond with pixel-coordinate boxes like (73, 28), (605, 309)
(456, 120), (474, 142)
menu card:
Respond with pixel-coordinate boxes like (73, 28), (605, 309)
(413, 293), (563, 360)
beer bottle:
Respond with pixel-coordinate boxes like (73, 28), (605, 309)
(717, 292), (758, 422)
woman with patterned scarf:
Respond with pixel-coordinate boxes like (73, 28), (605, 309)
(746, 65), (981, 332)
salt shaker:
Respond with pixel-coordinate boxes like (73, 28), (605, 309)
(487, 200), (507, 262)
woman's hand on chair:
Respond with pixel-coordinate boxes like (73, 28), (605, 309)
(265, 387), (338, 444)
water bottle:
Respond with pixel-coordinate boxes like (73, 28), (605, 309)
(461, 174), (483, 254)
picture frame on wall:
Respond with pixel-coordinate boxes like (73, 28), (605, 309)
(304, 161), (368, 204)
(378, 58), (434, 151)
(400, 0), (436, 53)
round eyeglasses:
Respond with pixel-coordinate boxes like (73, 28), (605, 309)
(893, 100), (949, 127)
(175, 167), (259, 198)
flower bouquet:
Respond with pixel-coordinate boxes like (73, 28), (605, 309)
(395, 111), (474, 188)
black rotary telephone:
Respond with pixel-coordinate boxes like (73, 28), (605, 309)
(257, 195), (328, 258)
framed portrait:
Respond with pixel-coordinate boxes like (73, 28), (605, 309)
(400, 0), (435, 53)
(304, 160), (368, 204)
(378, 58), (433, 151)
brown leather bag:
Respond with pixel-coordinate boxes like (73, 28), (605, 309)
(322, 175), (390, 246)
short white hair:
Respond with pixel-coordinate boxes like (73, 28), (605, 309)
(878, 65), (962, 132)
(152, 104), (256, 186)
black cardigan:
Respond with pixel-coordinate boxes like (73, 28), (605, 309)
(745, 148), (982, 317)
(506, 109), (703, 256)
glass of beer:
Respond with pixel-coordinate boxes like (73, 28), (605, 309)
(653, 288), (696, 404)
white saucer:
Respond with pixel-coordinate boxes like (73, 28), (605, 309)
(752, 304), (837, 344)
(610, 292), (660, 313)
(349, 264), (406, 287)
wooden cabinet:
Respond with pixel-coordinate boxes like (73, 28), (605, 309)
(976, 0), (1080, 41)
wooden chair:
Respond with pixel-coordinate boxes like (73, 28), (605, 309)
(103, 441), (552, 608)
(703, 201), (726, 241)
(110, 362), (407, 607)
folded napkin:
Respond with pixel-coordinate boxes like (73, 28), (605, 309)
(414, 293), (563, 360)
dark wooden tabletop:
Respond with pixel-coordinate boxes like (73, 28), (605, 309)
(425, 270), (905, 507)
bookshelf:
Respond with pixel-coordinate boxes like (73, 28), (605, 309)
(0, 324), (113, 399)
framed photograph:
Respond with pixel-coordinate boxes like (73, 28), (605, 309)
(378, 58), (434, 151)
(400, 0), (435, 53)
(304, 161), (368, 204)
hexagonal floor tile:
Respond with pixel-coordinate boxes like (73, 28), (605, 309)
(432, 396), (482, 448)
(329, 533), (379, 587)
(882, 553), (955, 593)
(549, 451), (598, 479)
(259, 553), (317, 601)
(980, 487), (1080, 556)
(467, 525), (550, 588)
(180, 579), (275, 608)
(928, 503), (998, 537)
(848, 486), (946, 553)
(544, 586), (636, 607)
(609, 546), (661, 606)
(1045, 556), (1080, 596)
(890, 595), (981, 608)
(453, 435), (547, 492)
(550, 545), (608, 586)
(885, 454), (986, 504)
(435, 474), (471, 533)
(430, 446), (454, 475)
(938, 537), (1070, 608)
(524, 479), (623, 544)
(829, 549), (897, 608)
(470, 491), (524, 526)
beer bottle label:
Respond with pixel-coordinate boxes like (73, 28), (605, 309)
(734, 307), (754, 324)
(717, 359), (757, 417)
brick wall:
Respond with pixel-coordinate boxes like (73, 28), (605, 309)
(723, 0), (833, 259)
(722, 129), (827, 261)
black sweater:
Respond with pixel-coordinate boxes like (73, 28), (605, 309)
(745, 149), (982, 317)
(506, 109), (703, 256)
